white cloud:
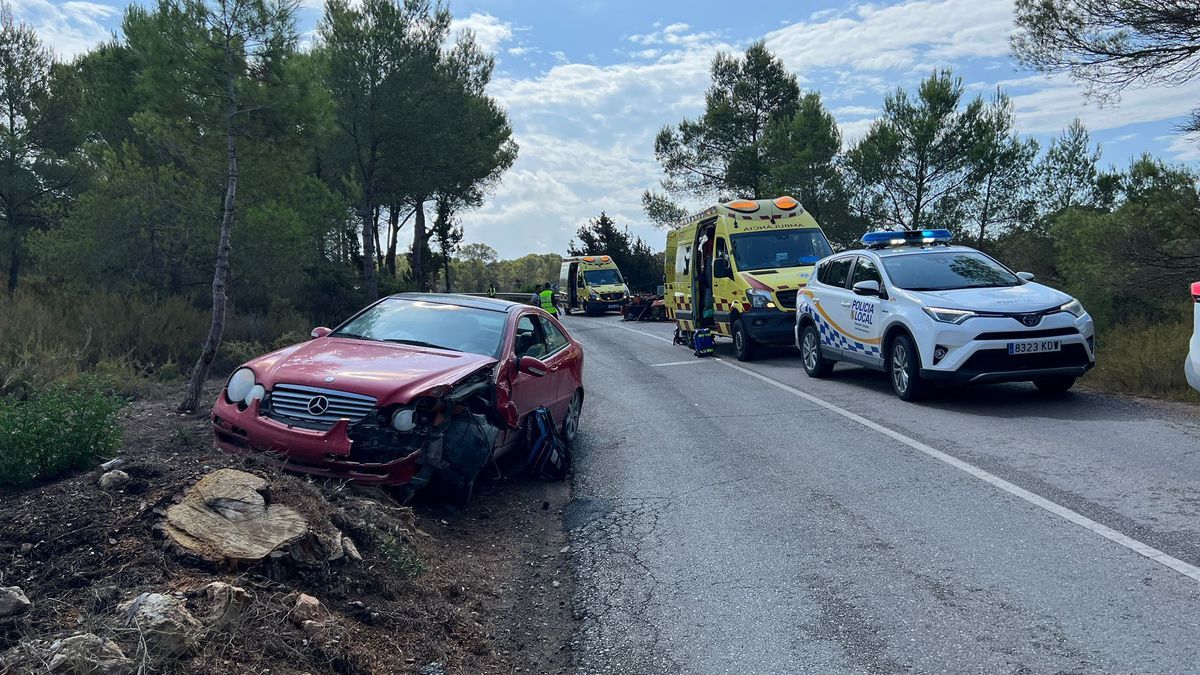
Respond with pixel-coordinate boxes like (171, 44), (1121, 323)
(10, 0), (116, 60)
(833, 105), (876, 117)
(764, 0), (1012, 73)
(449, 12), (514, 55)
(1010, 77), (1200, 135)
(1164, 136), (1200, 162)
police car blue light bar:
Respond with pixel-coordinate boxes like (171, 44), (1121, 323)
(861, 229), (952, 248)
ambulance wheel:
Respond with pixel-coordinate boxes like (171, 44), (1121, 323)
(732, 319), (757, 362)
(800, 324), (834, 378)
(1034, 375), (1076, 394)
(561, 389), (583, 444)
(564, 305), (573, 315)
(889, 333), (928, 401)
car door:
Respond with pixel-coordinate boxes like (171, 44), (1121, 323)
(509, 313), (557, 421)
(538, 316), (580, 419)
(846, 255), (885, 365)
(814, 255), (856, 357)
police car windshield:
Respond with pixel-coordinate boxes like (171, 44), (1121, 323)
(731, 230), (833, 271)
(332, 298), (508, 357)
(882, 251), (1021, 291)
(583, 269), (623, 286)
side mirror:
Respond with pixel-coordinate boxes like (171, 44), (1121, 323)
(713, 257), (733, 279)
(851, 280), (881, 297)
(1017, 272), (1035, 281)
(311, 327), (332, 339)
(517, 355), (549, 377)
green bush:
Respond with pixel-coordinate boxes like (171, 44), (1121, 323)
(1089, 318), (1200, 402)
(0, 378), (126, 488)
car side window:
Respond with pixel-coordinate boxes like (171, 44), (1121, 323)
(514, 315), (547, 358)
(850, 256), (881, 285)
(539, 317), (569, 355)
(826, 256), (854, 288)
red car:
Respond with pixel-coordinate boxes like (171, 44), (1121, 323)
(211, 294), (584, 494)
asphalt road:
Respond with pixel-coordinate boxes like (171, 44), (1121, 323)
(561, 314), (1200, 674)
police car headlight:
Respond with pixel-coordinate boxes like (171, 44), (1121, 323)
(922, 307), (976, 324)
(1059, 299), (1085, 317)
(746, 289), (775, 309)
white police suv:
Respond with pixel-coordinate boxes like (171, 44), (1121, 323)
(795, 229), (1096, 401)
(1188, 281), (1200, 393)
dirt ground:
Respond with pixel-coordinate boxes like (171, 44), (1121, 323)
(0, 385), (575, 674)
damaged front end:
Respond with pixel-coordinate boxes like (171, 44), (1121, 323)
(212, 364), (507, 491)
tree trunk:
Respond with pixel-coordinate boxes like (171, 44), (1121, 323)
(412, 198), (426, 290)
(386, 205), (400, 277)
(179, 67), (239, 414)
(5, 199), (18, 295)
(359, 196), (378, 300)
(443, 251), (452, 293)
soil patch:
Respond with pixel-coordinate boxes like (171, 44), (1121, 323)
(0, 384), (575, 674)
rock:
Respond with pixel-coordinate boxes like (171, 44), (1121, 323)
(162, 469), (307, 563)
(118, 592), (202, 656)
(0, 586), (30, 618)
(1, 633), (132, 674)
(202, 582), (249, 627)
(290, 593), (324, 624)
(99, 457), (126, 472)
(98, 470), (130, 491)
(341, 536), (362, 562)
(418, 662), (447, 675)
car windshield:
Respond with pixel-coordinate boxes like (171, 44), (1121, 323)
(584, 268), (623, 286)
(730, 229), (833, 271)
(882, 251), (1021, 291)
(332, 298), (508, 357)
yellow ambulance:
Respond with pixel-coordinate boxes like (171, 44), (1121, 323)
(664, 196), (834, 361)
(558, 255), (631, 316)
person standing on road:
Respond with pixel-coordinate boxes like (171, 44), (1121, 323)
(487, 282), (497, 298)
(530, 284), (543, 306)
(539, 283), (559, 316)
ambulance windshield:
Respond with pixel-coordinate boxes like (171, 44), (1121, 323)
(730, 230), (833, 271)
(584, 268), (624, 286)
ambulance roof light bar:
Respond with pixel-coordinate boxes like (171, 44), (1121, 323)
(861, 229), (953, 249)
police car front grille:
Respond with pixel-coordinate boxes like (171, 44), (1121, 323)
(974, 327), (1079, 341)
(961, 344), (1090, 373)
(775, 290), (798, 309)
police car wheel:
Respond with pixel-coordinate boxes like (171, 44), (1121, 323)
(889, 334), (928, 401)
(801, 324), (834, 378)
(1033, 375), (1076, 394)
(733, 319), (757, 361)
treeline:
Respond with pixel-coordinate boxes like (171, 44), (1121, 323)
(0, 0), (517, 402)
(647, 42), (1199, 398)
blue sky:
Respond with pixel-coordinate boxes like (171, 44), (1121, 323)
(15, 0), (1200, 258)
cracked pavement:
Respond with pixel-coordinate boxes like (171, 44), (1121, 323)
(563, 315), (1200, 674)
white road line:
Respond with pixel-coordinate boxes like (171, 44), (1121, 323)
(650, 360), (711, 368)
(609, 321), (1200, 583)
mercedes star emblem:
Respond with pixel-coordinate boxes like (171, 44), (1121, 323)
(307, 395), (330, 416)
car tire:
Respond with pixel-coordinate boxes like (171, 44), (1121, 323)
(732, 319), (757, 362)
(564, 305), (573, 316)
(1033, 375), (1076, 394)
(889, 334), (928, 401)
(800, 323), (834, 378)
(561, 389), (583, 444)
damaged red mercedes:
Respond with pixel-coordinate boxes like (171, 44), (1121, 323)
(210, 293), (584, 496)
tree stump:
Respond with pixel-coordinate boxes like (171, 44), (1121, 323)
(163, 469), (307, 563)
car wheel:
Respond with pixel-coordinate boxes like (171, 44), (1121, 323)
(889, 334), (928, 401)
(801, 324), (834, 378)
(564, 305), (573, 316)
(561, 389), (583, 444)
(732, 319), (757, 362)
(1034, 375), (1076, 394)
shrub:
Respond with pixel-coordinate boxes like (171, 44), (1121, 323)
(0, 378), (126, 488)
(1089, 317), (1200, 402)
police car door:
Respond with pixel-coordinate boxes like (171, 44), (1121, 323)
(845, 255), (885, 366)
(815, 255), (855, 358)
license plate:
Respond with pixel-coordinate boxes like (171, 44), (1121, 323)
(1007, 339), (1061, 355)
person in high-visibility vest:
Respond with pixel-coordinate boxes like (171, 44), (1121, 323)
(487, 283), (497, 298)
(539, 284), (558, 316)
